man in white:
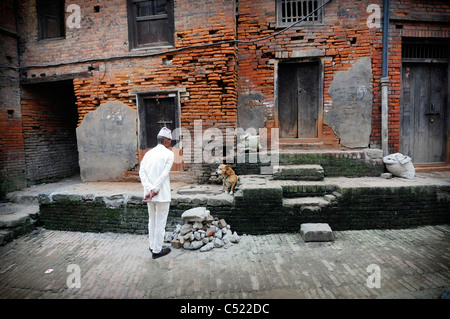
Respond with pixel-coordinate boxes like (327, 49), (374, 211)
(139, 127), (174, 259)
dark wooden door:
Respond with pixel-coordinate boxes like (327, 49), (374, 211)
(138, 95), (182, 170)
(401, 63), (448, 163)
(278, 61), (320, 138)
(139, 96), (178, 149)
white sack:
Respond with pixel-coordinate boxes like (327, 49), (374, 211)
(383, 152), (415, 179)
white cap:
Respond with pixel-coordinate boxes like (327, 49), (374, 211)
(158, 127), (172, 140)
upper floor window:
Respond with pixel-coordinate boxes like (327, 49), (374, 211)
(37, 0), (65, 40)
(276, 0), (323, 27)
(127, 0), (174, 50)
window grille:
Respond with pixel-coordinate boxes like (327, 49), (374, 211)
(402, 38), (449, 62)
(277, 0), (323, 27)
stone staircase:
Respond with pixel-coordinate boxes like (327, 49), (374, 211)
(0, 203), (39, 246)
(271, 164), (341, 214)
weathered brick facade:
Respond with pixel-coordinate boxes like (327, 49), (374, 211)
(0, 0), (26, 196)
(0, 0), (449, 195)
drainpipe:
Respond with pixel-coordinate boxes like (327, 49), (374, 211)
(381, 0), (390, 157)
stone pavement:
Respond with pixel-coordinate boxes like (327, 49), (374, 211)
(0, 224), (449, 300)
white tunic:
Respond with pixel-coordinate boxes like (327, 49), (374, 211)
(138, 144), (174, 202)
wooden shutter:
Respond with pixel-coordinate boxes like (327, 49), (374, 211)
(128, 0), (174, 49)
(37, 0), (65, 39)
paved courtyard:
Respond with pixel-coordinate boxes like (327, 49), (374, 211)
(0, 224), (449, 300)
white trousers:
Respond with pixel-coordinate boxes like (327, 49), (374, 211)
(147, 201), (170, 254)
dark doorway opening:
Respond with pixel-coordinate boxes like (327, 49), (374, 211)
(21, 80), (80, 185)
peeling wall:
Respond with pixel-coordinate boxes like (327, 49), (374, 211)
(325, 57), (373, 148)
(76, 101), (137, 182)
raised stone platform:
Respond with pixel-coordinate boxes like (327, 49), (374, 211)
(3, 168), (450, 240)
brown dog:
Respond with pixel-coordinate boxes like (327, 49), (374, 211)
(216, 164), (239, 195)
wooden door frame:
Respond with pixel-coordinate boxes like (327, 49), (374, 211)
(274, 58), (324, 144)
(134, 89), (183, 170)
(400, 61), (449, 165)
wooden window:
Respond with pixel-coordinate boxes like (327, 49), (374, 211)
(37, 0), (65, 40)
(127, 0), (174, 49)
(276, 0), (323, 27)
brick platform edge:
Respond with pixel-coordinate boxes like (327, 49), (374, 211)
(38, 183), (450, 235)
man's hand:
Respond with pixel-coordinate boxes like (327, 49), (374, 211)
(142, 190), (159, 203)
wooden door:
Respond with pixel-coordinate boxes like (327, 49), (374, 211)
(401, 63), (448, 163)
(278, 61), (320, 139)
(138, 95), (182, 171)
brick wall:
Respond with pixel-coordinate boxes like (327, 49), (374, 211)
(0, 0), (26, 196)
(236, 0), (450, 153)
(236, 0), (378, 147)
(2, 0), (449, 195)
(384, 0), (450, 153)
(38, 184), (450, 234)
(17, 0), (238, 133)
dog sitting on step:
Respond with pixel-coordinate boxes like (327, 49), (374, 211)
(215, 164), (239, 195)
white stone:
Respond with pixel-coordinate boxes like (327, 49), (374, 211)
(200, 242), (214, 252)
(181, 207), (212, 222)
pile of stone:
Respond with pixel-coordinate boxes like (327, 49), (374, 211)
(166, 207), (240, 252)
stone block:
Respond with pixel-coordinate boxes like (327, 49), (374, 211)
(300, 223), (333, 242)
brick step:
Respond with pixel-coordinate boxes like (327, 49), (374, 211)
(272, 165), (324, 181)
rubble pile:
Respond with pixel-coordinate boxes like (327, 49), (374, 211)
(165, 207), (240, 252)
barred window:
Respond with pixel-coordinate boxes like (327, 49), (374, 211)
(276, 0), (323, 27)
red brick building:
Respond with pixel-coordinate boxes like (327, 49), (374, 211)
(1, 0), (449, 196)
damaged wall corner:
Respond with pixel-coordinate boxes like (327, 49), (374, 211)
(76, 101), (137, 182)
(325, 56), (373, 148)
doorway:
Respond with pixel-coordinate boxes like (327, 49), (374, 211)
(20, 80), (80, 184)
(137, 92), (183, 171)
(400, 38), (449, 164)
(277, 60), (321, 140)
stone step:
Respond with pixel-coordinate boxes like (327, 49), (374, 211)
(0, 203), (39, 246)
(272, 165), (325, 181)
(282, 196), (330, 209)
